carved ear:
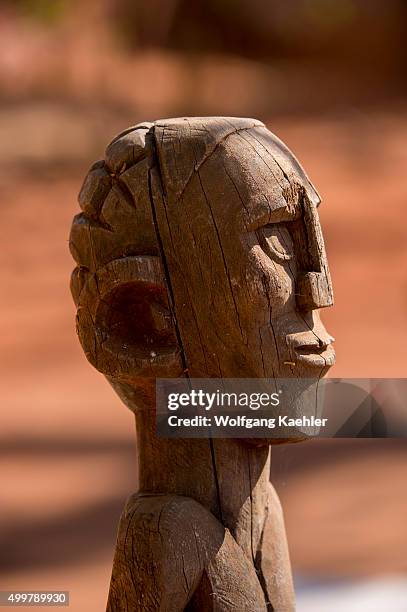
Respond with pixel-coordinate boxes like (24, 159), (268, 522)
(76, 256), (183, 381)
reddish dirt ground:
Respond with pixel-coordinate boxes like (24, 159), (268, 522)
(2, 109), (407, 610)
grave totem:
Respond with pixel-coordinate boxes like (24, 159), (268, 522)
(69, 117), (335, 611)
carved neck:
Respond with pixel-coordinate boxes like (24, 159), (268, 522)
(135, 408), (271, 557)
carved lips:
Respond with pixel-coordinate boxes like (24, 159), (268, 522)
(287, 332), (336, 368)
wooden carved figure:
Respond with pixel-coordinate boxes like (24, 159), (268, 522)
(69, 117), (335, 611)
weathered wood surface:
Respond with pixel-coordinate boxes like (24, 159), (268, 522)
(69, 117), (335, 611)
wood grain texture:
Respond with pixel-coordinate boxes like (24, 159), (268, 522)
(69, 117), (335, 610)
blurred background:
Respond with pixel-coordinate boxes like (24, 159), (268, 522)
(1, 1), (407, 610)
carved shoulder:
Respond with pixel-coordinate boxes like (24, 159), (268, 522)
(107, 493), (268, 611)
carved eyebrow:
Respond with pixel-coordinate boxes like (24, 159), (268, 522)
(306, 186), (321, 208)
(247, 204), (301, 232)
(247, 185), (322, 232)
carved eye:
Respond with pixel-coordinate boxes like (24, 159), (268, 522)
(258, 225), (294, 262)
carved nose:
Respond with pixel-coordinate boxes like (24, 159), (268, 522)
(295, 196), (334, 311)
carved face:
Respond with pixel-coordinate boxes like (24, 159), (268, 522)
(70, 117), (334, 394)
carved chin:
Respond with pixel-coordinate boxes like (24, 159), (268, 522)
(243, 437), (308, 447)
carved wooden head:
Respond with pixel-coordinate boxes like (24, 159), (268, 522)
(70, 117), (334, 394)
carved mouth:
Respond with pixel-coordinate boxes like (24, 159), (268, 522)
(289, 337), (335, 368)
(294, 342), (335, 367)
